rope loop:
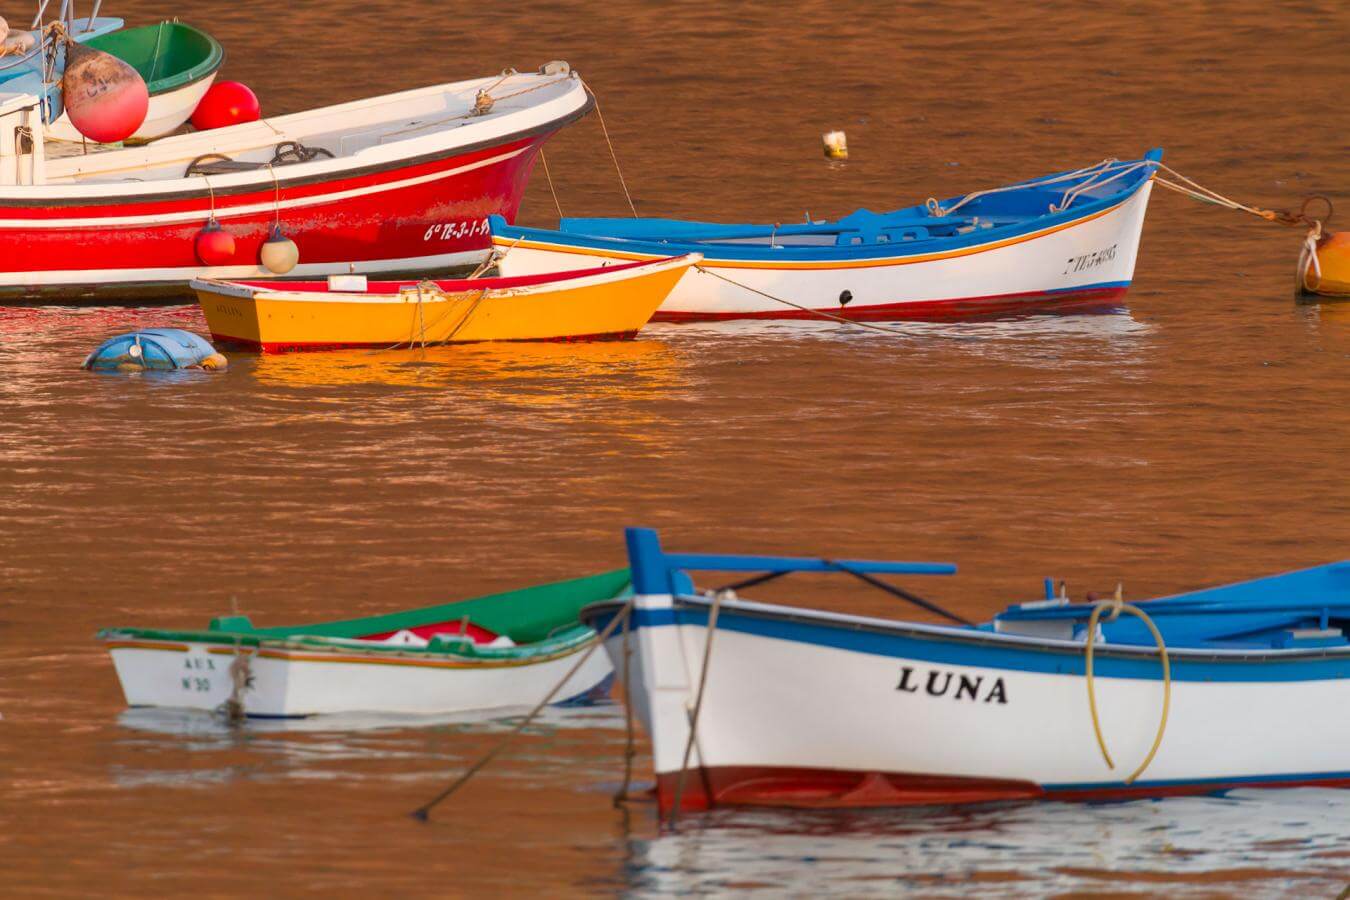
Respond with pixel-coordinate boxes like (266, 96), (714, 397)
(1083, 589), (1171, 785)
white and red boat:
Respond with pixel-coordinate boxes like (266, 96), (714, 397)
(0, 62), (590, 302)
(492, 151), (1161, 321)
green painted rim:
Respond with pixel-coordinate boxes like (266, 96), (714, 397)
(86, 21), (225, 96)
(99, 568), (633, 662)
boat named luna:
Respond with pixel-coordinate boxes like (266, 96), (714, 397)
(582, 527), (1350, 813)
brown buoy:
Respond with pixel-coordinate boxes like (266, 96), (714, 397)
(62, 39), (148, 144)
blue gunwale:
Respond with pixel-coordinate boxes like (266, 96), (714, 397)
(492, 149), (1162, 265)
(586, 527), (1350, 682)
(582, 598), (1350, 683)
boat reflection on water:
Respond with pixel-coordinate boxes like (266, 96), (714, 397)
(646, 307), (1152, 372)
(645, 305), (1145, 340)
(110, 704), (629, 790)
(1308, 298), (1350, 349)
(245, 337), (686, 399)
(621, 789), (1350, 897)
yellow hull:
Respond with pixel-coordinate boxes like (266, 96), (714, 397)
(195, 258), (692, 352)
(1302, 232), (1350, 298)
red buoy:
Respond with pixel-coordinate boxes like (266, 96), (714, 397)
(195, 219), (236, 266)
(62, 40), (149, 144)
(191, 81), (261, 131)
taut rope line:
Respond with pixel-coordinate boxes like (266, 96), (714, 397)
(613, 605), (637, 807)
(668, 589), (729, 828)
(539, 147), (565, 221)
(1084, 585), (1171, 785)
(694, 265), (944, 338)
(411, 601), (634, 821)
(583, 83), (638, 218)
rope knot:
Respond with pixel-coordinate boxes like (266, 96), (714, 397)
(1104, 582), (1125, 620)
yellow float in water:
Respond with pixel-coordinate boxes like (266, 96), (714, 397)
(1301, 231), (1350, 298)
(191, 254), (697, 352)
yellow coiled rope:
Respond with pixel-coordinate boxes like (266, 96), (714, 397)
(1084, 586), (1171, 784)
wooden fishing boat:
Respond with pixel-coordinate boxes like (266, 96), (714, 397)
(100, 569), (631, 718)
(46, 21), (223, 142)
(491, 150), (1162, 321)
(192, 253), (697, 352)
(0, 62), (590, 302)
(583, 528), (1350, 813)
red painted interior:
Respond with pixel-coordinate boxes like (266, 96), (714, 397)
(212, 328), (641, 353)
(360, 620), (499, 644)
(231, 256), (669, 294)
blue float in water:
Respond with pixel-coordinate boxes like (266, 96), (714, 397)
(83, 329), (227, 372)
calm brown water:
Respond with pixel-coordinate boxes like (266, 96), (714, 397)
(4, 1), (1350, 896)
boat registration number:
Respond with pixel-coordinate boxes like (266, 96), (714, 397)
(180, 654), (217, 693)
(424, 218), (490, 242)
(1063, 243), (1117, 275)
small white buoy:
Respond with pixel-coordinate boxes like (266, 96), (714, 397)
(823, 130), (848, 161)
(260, 225), (300, 274)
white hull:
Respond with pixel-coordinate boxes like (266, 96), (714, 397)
(496, 183), (1152, 320)
(605, 593), (1350, 809)
(108, 638), (613, 717)
(46, 73), (219, 142)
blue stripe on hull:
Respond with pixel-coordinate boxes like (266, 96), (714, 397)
(610, 605), (1350, 683)
(1045, 768), (1350, 793)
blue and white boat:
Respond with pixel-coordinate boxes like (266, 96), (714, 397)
(581, 528), (1350, 814)
(492, 150), (1162, 322)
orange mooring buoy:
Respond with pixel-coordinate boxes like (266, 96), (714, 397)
(62, 39), (149, 144)
(1299, 230), (1350, 299)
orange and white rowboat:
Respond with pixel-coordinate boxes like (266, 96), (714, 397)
(191, 254), (698, 352)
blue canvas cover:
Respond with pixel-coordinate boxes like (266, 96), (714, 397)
(83, 329), (221, 371)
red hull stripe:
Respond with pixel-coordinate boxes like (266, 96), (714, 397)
(235, 256), (665, 294)
(5, 139), (549, 274)
(651, 285), (1128, 323)
(657, 766), (1045, 811)
(213, 329), (641, 354)
(656, 765), (1350, 812)
(3, 137), (536, 221)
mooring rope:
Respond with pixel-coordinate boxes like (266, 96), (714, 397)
(1051, 161), (1152, 213)
(583, 83), (638, 218)
(383, 73), (572, 138)
(411, 601), (634, 821)
(613, 605), (637, 807)
(539, 147), (565, 221)
(1083, 585), (1171, 785)
(667, 589), (730, 828)
(926, 158), (1124, 218)
(693, 265), (940, 337)
(216, 637), (255, 725)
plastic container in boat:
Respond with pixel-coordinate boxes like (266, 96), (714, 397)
(82, 329), (227, 371)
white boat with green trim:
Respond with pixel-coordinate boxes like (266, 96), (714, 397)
(99, 569), (629, 718)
